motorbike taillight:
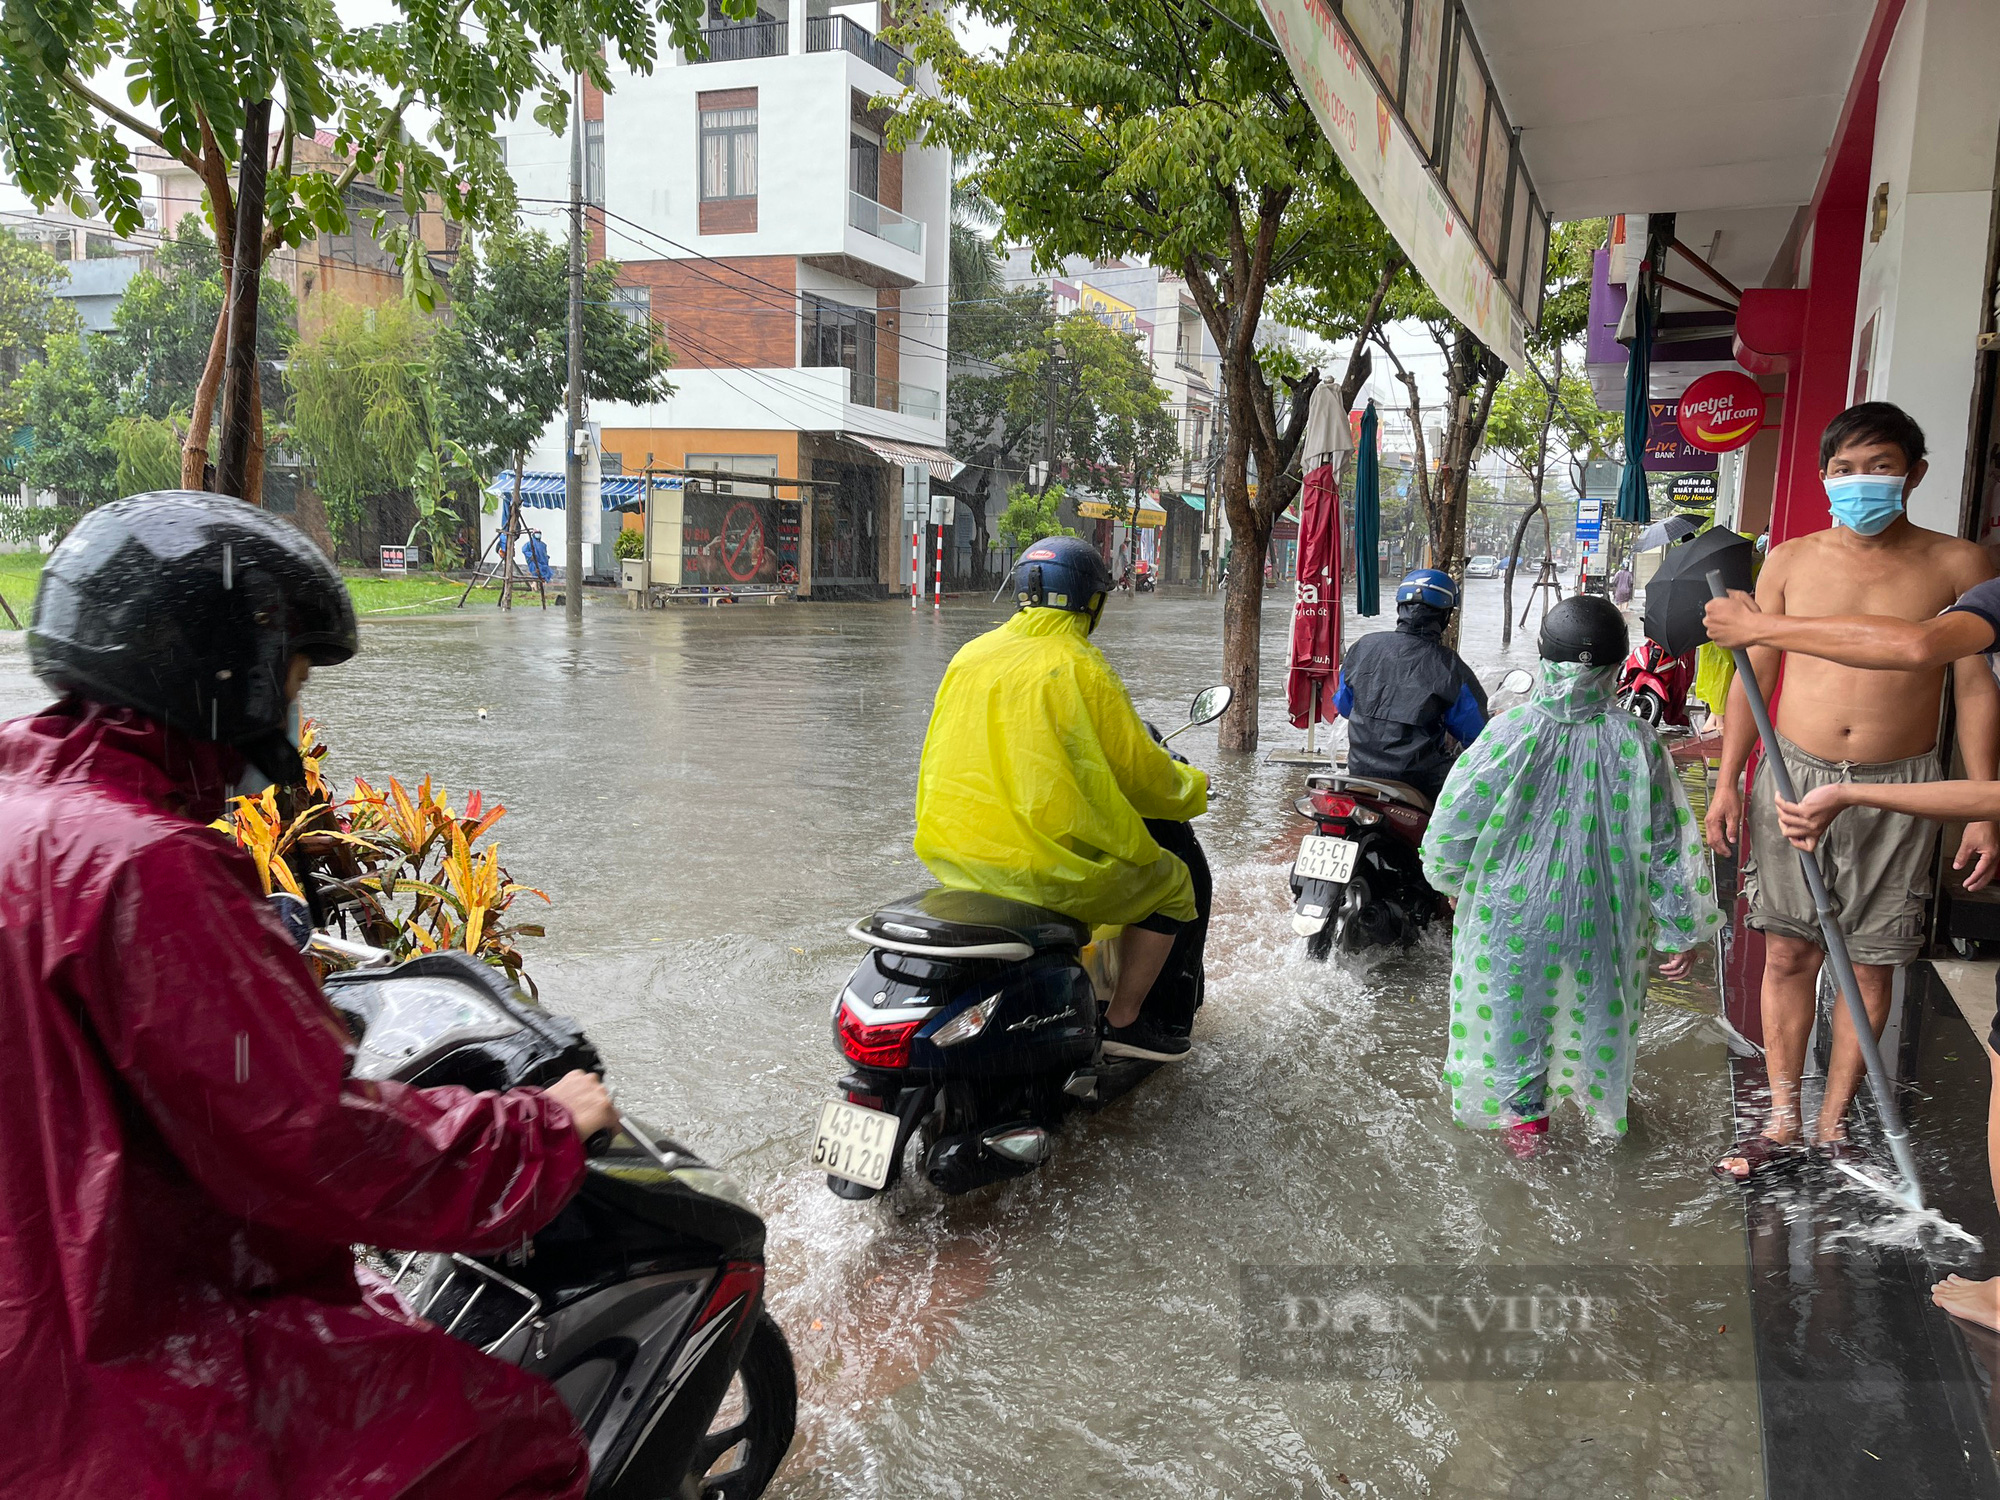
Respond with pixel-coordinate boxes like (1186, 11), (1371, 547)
(1310, 790), (1357, 820)
(837, 1004), (922, 1068)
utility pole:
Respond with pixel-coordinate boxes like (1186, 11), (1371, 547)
(564, 76), (586, 626)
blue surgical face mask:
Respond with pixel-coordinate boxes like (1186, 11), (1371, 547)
(1825, 473), (1906, 535)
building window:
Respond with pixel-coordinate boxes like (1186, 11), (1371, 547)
(585, 119), (605, 206)
(609, 285), (652, 328)
(802, 294), (877, 396)
(701, 105), (758, 200)
(850, 133), (880, 201)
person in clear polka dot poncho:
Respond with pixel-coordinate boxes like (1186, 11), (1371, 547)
(1419, 641), (1724, 1138)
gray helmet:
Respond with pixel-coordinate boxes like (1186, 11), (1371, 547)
(29, 492), (357, 785)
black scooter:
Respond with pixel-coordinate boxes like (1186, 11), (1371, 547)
(282, 900), (796, 1500)
(811, 686), (1229, 1199)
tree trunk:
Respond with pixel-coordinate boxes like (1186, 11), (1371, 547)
(1215, 404), (1264, 752)
(1501, 492), (1544, 648)
(182, 312), (227, 488)
(216, 98), (270, 501)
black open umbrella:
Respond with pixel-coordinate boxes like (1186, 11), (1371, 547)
(1642, 526), (1754, 655)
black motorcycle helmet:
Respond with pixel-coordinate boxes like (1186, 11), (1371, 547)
(1537, 594), (1629, 666)
(28, 492), (358, 786)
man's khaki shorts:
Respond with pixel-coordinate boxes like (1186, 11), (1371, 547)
(1742, 731), (1940, 967)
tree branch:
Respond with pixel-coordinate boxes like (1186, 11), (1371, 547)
(57, 67), (199, 174)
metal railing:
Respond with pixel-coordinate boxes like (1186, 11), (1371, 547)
(693, 18), (788, 61)
(849, 371), (940, 420)
(805, 14), (906, 79)
(848, 191), (923, 255)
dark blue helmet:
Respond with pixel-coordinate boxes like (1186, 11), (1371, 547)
(1395, 567), (1459, 612)
(1014, 535), (1112, 627)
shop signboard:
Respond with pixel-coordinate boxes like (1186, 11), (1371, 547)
(379, 545), (408, 575)
(681, 493), (799, 586)
(1254, 0), (1538, 370)
(1644, 400), (1718, 473)
(1676, 370), (1767, 452)
(1668, 473), (1718, 509)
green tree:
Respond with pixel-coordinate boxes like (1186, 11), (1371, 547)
(1480, 220), (1613, 642)
(432, 229), (674, 604)
(110, 414), (185, 493)
(286, 300), (465, 562)
(0, 0), (744, 500)
(98, 218), (293, 423)
(894, 0), (1403, 749)
(997, 481), (1071, 551)
(0, 233), (66, 412)
(10, 314), (118, 510)
(949, 282), (1054, 576)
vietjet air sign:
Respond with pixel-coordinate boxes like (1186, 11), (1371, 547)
(1676, 371), (1767, 453)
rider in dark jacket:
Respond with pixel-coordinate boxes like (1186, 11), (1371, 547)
(1334, 568), (1487, 804)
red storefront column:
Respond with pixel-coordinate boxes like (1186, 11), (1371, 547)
(1737, 0), (1908, 543)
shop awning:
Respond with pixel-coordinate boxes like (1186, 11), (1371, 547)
(1074, 492), (1169, 528)
(488, 471), (685, 511)
(839, 433), (963, 482)
(1178, 492), (1206, 512)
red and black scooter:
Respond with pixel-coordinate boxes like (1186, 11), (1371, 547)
(1288, 771), (1438, 960)
(1616, 638), (1695, 727)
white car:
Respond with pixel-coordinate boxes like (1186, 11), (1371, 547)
(1465, 555), (1500, 578)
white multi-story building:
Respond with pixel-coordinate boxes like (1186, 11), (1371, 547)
(497, 2), (953, 598)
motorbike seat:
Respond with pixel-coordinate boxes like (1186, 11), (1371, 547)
(1310, 771), (1433, 814)
(853, 889), (1089, 961)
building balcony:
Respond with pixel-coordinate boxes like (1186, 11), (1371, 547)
(848, 192), (923, 256)
(693, 19), (789, 61)
(848, 369), (940, 420)
(805, 15), (906, 80)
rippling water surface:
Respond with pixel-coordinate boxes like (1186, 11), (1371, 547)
(0, 580), (1762, 1498)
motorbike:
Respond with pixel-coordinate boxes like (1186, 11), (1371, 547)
(1289, 668), (1534, 959)
(278, 897), (797, 1500)
(811, 686), (1229, 1200)
(1617, 637), (1695, 727)
(1134, 560), (1157, 593)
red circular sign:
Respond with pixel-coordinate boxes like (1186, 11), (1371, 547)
(1676, 371), (1767, 453)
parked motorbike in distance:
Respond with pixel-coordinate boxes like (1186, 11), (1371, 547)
(1617, 637), (1695, 727)
(812, 686), (1228, 1201)
(1289, 668), (1533, 960)
(1134, 560), (1157, 593)
(280, 897), (796, 1500)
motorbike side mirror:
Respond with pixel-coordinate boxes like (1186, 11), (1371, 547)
(1499, 669), (1534, 694)
(267, 891), (314, 952)
(1188, 684), (1233, 726)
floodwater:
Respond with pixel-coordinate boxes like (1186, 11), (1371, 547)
(0, 578), (1764, 1499)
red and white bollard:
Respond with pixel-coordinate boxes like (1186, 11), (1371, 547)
(933, 522), (944, 611)
(911, 521), (921, 609)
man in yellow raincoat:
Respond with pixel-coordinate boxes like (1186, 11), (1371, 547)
(915, 535), (1209, 1061)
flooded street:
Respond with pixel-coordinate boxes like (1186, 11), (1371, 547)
(0, 581), (1762, 1498)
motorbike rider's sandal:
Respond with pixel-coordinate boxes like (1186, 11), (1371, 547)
(1101, 1018), (1192, 1062)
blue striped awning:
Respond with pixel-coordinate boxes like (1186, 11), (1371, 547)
(488, 471), (683, 510)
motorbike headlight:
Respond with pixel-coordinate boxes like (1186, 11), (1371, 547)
(931, 994), (999, 1047)
(668, 1166), (759, 1214)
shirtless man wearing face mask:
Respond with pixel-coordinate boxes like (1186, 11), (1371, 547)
(1702, 401), (2000, 1182)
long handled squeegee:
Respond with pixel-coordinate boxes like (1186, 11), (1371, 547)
(1705, 571), (1926, 1211)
